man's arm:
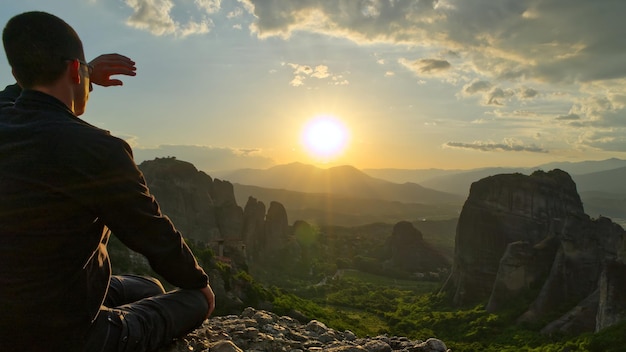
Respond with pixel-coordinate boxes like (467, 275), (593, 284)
(1, 53), (135, 107)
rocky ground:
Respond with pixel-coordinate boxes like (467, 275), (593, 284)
(161, 307), (450, 352)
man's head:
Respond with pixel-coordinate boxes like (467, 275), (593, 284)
(3, 11), (85, 88)
(3, 11), (90, 115)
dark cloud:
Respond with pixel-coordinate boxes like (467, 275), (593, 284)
(240, 0), (626, 84)
(133, 145), (275, 173)
(519, 87), (538, 99)
(487, 88), (515, 106)
(444, 141), (547, 153)
(416, 59), (451, 74)
(464, 80), (492, 94)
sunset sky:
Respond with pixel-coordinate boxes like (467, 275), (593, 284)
(1, 0), (625, 173)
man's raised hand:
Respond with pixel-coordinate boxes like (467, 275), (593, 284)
(89, 53), (137, 87)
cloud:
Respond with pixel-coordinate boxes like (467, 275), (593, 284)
(399, 58), (452, 76)
(286, 63), (348, 86)
(464, 84), (537, 105)
(227, 7), (244, 19)
(132, 145), (275, 172)
(577, 130), (626, 152)
(486, 87), (515, 106)
(240, 0), (626, 84)
(195, 0), (221, 14)
(463, 80), (492, 95)
(444, 140), (547, 153)
(519, 87), (538, 99)
(556, 113), (580, 121)
(241, 0), (440, 42)
(124, 0), (214, 36)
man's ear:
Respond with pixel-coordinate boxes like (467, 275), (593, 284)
(68, 59), (81, 84)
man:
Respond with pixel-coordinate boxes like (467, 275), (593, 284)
(0, 11), (215, 351)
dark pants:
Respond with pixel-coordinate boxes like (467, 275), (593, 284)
(84, 275), (208, 352)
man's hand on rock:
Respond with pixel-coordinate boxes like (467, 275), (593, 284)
(200, 285), (216, 319)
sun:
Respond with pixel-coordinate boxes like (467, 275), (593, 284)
(301, 115), (349, 161)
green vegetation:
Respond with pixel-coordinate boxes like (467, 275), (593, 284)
(108, 226), (624, 351)
(270, 273), (619, 351)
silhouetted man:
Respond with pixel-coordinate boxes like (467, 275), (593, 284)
(0, 11), (215, 351)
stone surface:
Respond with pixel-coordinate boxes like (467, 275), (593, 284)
(596, 260), (626, 331)
(486, 237), (558, 312)
(442, 169), (626, 334)
(518, 215), (624, 331)
(161, 308), (450, 352)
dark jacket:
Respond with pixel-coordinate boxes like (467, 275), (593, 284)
(0, 87), (208, 351)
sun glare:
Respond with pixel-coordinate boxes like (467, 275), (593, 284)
(301, 115), (349, 161)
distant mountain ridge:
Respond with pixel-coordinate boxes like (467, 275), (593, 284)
(364, 158), (626, 185)
(217, 158), (626, 222)
(221, 162), (462, 204)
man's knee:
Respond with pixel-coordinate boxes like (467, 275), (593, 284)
(106, 275), (166, 307)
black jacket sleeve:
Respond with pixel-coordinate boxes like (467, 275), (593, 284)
(80, 135), (208, 289)
(0, 83), (21, 109)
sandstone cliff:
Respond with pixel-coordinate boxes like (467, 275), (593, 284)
(441, 169), (626, 333)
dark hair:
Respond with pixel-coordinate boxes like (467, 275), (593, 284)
(2, 11), (84, 88)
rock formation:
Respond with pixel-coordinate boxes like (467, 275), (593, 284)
(241, 196), (266, 258)
(596, 260), (626, 331)
(263, 201), (291, 253)
(387, 221), (449, 273)
(161, 307), (450, 352)
(442, 169), (626, 333)
(486, 237), (559, 312)
(139, 157), (223, 243)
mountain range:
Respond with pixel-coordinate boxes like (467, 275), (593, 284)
(220, 162), (463, 204)
(214, 158), (626, 224)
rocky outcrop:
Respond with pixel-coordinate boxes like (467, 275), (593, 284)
(139, 158), (311, 269)
(139, 157), (223, 243)
(597, 260), (626, 331)
(387, 221), (449, 273)
(443, 170), (585, 306)
(442, 169), (626, 334)
(517, 214), (624, 332)
(242, 197), (266, 258)
(162, 307), (450, 352)
(263, 201), (290, 252)
(486, 237), (559, 312)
